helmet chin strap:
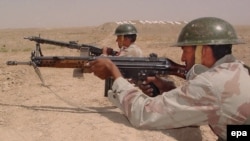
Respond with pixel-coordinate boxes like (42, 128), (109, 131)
(195, 45), (203, 64)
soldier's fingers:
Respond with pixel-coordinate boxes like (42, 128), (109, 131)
(88, 60), (96, 66)
(145, 77), (156, 83)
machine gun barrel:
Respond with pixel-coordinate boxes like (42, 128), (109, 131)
(7, 61), (33, 66)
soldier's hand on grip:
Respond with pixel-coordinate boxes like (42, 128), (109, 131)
(139, 76), (176, 97)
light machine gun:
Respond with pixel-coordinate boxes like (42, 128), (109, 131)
(6, 42), (187, 97)
(24, 36), (118, 56)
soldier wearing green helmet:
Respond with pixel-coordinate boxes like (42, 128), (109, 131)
(102, 23), (142, 57)
(173, 17), (245, 71)
(102, 24), (143, 97)
(89, 17), (250, 141)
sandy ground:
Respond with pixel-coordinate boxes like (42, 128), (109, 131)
(0, 21), (249, 141)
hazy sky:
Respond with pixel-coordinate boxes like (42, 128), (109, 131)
(0, 0), (249, 29)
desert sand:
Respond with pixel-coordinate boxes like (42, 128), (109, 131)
(0, 21), (249, 141)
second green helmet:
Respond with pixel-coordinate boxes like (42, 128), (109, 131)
(174, 17), (244, 46)
(114, 24), (137, 35)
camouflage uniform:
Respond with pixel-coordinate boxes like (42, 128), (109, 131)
(107, 54), (250, 140)
(118, 43), (143, 57)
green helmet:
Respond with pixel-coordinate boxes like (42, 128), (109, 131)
(173, 17), (244, 46)
(114, 24), (137, 35)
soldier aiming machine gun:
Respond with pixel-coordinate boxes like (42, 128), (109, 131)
(7, 37), (187, 96)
